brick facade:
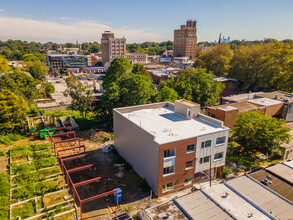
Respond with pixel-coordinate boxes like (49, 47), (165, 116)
(157, 137), (196, 197)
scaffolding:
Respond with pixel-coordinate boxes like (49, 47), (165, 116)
(50, 131), (119, 219)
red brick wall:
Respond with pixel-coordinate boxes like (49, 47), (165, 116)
(265, 103), (284, 116)
(157, 137), (196, 197)
(222, 80), (237, 97)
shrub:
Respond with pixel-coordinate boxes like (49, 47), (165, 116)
(33, 157), (57, 169)
(0, 135), (12, 145)
(223, 167), (231, 179)
(0, 150), (6, 156)
(12, 200), (36, 219)
(0, 133), (25, 145)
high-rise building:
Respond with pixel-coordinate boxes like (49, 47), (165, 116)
(101, 31), (126, 66)
(173, 20), (197, 59)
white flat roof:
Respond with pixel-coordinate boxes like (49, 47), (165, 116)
(203, 184), (268, 220)
(247, 98), (283, 106)
(218, 106), (238, 111)
(284, 160), (293, 168)
(121, 106), (228, 144)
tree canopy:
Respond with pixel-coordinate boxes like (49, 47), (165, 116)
(232, 111), (290, 157)
(160, 67), (224, 106)
(194, 43), (234, 77)
(64, 75), (94, 120)
(102, 57), (157, 119)
(0, 89), (30, 133)
(228, 42), (293, 92)
(0, 56), (11, 73)
(0, 70), (39, 102)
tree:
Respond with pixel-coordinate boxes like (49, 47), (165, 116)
(0, 56), (11, 73)
(132, 63), (150, 78)
(102, 57), (132, 90)
(160, 67), (224, 106)
(64, 75), (93, 120)
(21, 60), (49, 81)
(232, 111), (290, 157)
(0, 70), (39, 102)
(28, 65), (45, 80)
(0, 89), (30, 132)
(156, 86), (178, 102)
(194, 43), (233, 77)
(101, 57), (157, 120)
(89, 42), (101, 53)
(228, 42), (293, 92)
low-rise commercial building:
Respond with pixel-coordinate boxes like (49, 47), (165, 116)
(114, 100), (229, 197)
(126, 52), (148, 64)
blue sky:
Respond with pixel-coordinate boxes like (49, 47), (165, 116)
(0, 0), (292, 43)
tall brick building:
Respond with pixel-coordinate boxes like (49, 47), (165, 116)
(173, 20), (198, 59)
(101, 31), (126, 66)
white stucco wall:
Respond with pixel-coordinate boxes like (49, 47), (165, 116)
(113, 110), (160, 194)
(195, 129), (229, 173)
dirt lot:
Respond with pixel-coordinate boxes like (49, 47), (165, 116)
(51, 130), (151, 219)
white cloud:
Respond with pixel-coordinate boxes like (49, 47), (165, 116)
(0, 9), (4, 12)
(0, 16), (166, 43)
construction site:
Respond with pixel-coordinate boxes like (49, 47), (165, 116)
(48, 127), (151, 220)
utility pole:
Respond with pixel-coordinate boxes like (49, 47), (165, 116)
(209, 154), (212, 187)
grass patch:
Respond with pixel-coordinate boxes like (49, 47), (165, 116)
(46, 110), (103, 130)
(0, 133), (25, 145)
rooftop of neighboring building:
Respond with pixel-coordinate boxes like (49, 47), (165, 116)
(141, 200), (188, 220)
(226, 175), (293, 219)
(256, 91), (293, 102)
(249, 169), (293, 202)
(266, 163), (293, 184)
(175, 190), (233, 220)
(214, 76), (237, 82)
(247, 97), (283, 107)
(116, 102), (228, 144)
(202, 183), (269, 219)
(209, 101), (259, 112)
(222, 92), (263, 103)
(284, 160), (293, 168)
(48, 54), (83, 57)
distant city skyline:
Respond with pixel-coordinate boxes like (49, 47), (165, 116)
(0, 0), (292, 43)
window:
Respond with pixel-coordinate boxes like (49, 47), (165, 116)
(216, 137), (225, 145)
(200, 156), (210, 164)
(163, 165), (175, 175)
(162, 182), (174, 192)
(187, 144), (195, 153)
(214, 152), (223, 160)
(184, 176), (192, 185)
(186, 160), (194, 169)
(164, 149), (175, 158)
(201, 140), (212, 148)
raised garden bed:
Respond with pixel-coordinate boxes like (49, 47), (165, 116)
(8, 143), (76, 219)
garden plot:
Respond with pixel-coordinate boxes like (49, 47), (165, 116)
(9, 143), (76, 220)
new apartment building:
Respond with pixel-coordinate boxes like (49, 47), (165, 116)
(101, 31), (126, 66)
(113, 100), (229, 197)
(46, 54), (88, 71)
(173, 20), (198, 59)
